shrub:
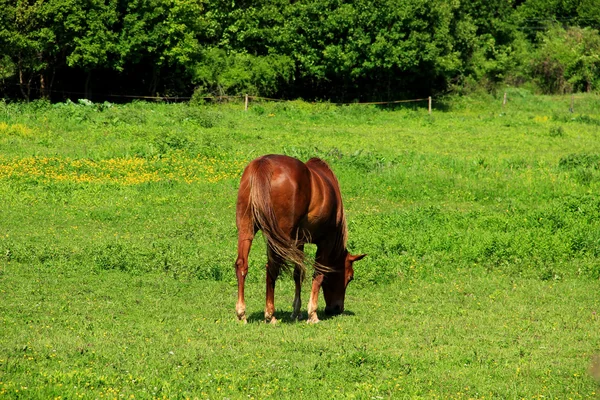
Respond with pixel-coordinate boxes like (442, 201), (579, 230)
(191, 48), (295, 97)
(532, 26), (600, 94)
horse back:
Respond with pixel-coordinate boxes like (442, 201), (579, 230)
(238, 154), (312, 230)
(237, 155), (345, 249)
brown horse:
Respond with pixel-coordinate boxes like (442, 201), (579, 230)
(235, 154), (365, 323)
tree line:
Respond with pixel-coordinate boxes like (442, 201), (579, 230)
(0, 0), (599, 102)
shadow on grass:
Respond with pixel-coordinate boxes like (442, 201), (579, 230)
(246, 309), (356, 324)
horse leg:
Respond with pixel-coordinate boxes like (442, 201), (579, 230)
(235, 237), (253, 323)
(307, 245), (330, 323)
(291, 266), (303, 321)
(235, 172), (257, 323)
(265, 249), (281, 324)
(291, 244), (305, 321)
(307, 273), (324, 324)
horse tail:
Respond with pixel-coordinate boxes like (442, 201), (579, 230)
(247, 157), (307, 275)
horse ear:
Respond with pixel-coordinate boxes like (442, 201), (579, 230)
(349, 254), (367, 263)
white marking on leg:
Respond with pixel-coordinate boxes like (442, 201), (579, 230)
(236, 302), (247, 323)
(306, 293), (319, 324)
(265, 311), (278, 324)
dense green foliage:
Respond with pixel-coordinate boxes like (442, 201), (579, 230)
(0, 0), (599, 101)
(1, 95), (600, 397)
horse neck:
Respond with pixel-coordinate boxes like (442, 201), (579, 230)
(306, 157), (348, 263)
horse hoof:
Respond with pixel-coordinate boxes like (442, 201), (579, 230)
(291, 313), (304, 321)
(306, 316), (320, 324)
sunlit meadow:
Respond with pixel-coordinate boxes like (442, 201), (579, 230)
(1, 92), (600, 398)
(0, 154), (245, 185)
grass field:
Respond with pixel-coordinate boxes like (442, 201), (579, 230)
(1, 91), (600, 398)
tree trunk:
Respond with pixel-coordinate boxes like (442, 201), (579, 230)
(40, 72), (47, 99)
(18, 56), (29, 101)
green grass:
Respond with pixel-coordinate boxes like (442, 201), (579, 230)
(1, 93), (600, 398)
(2, 268), (599, 398)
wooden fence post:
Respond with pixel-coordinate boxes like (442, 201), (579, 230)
(428, 96), (432, 115)
(244, 94), (249, 111)
(570, 94), (574, 113)
(503, 92), (507, 107)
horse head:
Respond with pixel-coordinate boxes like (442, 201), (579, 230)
(322, 252), (366, 316)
